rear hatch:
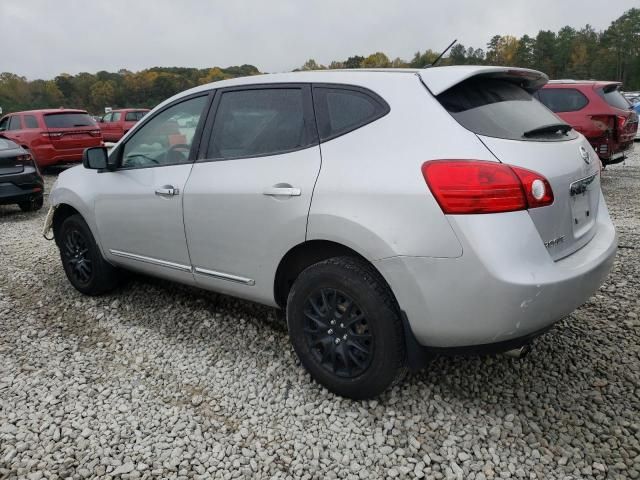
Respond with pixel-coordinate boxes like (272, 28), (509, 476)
(0, 138), (24, 175)
(598, 84), (639, 143)
(420, 67), (601, 261)
(43, 111), (102, 150)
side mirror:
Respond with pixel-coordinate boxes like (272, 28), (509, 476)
(82, 147), (114, 170)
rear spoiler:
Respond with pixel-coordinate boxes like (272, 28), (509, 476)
(418, 66), (549, 96)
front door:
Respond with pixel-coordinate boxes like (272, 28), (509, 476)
(93, 94), (210, 284)
(183, 85), (321, 305)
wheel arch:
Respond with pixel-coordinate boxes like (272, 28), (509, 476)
(52, 203), (81, 245)
(274, 239), (398, 310)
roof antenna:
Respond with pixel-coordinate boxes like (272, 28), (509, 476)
(425, 39), (457, 68)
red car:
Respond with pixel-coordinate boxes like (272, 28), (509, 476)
(99, 109), (149, 142)
(0, 109), (103, 168)
(536, 80), (638, 165)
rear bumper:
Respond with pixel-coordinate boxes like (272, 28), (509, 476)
(0, 168), (44, 205)
(375, 195), (617, 348)
(34, 142), (101, 168)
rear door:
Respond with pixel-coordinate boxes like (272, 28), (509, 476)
(431, 72), (601, 260)
(43, 111), (101, 150)
(183, 84), (321, 305)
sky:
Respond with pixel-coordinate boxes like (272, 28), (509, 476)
(1, 0), (637, 80)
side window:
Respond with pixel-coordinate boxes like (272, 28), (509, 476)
(537, 88), (589, 113)
(125, 112), (140, 121)
(112, 112), (122, 122)
(207, 88), (314, 160)
(103, 113), (113, 123)
(8, 116), (22, 130)
(121, 95), (207, 169)
(24, 115), (39, 129)
(312, 86), (389, 141)
(0, 117), (8, 131)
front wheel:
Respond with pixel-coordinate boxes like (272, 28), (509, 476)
(286, 256), (406, 399)
(57, 214), (119, 295)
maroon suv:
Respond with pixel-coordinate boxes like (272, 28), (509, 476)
(99, 109), (149, 142)
(535, 81), (638, 165)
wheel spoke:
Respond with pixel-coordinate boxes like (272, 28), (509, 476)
(346, 339), (370, 354)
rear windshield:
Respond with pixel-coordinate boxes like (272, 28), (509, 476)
(44, 112), (96, 129)
(438, 78), (576, 141)
(600, 85), (631, 110)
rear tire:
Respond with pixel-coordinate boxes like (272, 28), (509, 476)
(18, 196), (43, 212)
(57, 214), (119, 295)
(286, 256), (406, 399)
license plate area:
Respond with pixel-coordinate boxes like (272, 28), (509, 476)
(570, 173), (598, 237)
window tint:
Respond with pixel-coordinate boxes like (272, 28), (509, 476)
(125, 111), (146, 121)
(537, 88), (589, 112)
(600, 85), (631, 110)
(313, 87), (388, 141)
(121, 95), (207, 169)
(102, 113), (112, 122)
(24, 115), (39, 129)
(438, 78), (576, 141)
(44, 113), (95, 128)
(0, 117), (8, 131)
(207, 88), (312, 159)
(8, 116), (22, 130)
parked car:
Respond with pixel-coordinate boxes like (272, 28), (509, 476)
(0, 138), (44, 211)
(623, 91), (640, 106)
(635, 103), (640, 139)
(535, 80), (638, 165)
(46, 67), (617, 399)
(0, 109), (103, 169)
(99, 109), (150, 142)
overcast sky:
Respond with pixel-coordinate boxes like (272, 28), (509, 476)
(1, 0), (637, 80)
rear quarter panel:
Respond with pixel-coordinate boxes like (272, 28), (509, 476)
(307, 73), (501, 260)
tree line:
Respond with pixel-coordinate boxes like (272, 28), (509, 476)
(1, 8), (638, 116)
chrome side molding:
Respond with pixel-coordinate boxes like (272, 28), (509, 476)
(109, 249), (192, 273)
(109, 250), (256, 286)
(193, 267), (255, 286)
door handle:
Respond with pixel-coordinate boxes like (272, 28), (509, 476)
(263, 186), (301, 197)
(155, 186), (179, 197)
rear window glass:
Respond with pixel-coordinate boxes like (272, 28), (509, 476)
(600, 86), (631, 110)
(125, 111), (146, 121)
(536, 88), (589, 112)
(44, 113), (95, 128)
(313, 87), (389, 141)
(438, 78), (576, 141)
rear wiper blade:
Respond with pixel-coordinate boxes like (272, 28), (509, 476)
(523, 124), (572, 137)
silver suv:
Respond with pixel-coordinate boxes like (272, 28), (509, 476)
(47, 67), (617, 398)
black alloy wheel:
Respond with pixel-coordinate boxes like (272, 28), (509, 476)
(303, 288), (373, 378)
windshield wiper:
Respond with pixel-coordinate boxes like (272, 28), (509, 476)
(523, 123), (572, 138)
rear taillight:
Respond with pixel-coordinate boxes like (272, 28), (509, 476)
(617, 115), (627, 130)
(591, 115), (614, 133)
(89, 129), (102, 137)
(16, 154), (34, 164)
(421, 160), (554, 215)
(41, 132), (63, 139)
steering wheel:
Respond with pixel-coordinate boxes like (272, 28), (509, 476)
(166, 143), (191, 163)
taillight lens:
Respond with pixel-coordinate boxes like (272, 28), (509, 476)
(421, 160), (554, 214)
(41, 132), (63, 139)
(617, 115), (627, 130)
(591, 115), (614, 133)
(16, 154), (34, 164)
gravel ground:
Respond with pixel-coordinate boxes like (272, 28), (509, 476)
(0, 151), (639, 480)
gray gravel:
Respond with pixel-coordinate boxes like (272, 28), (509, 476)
(1, 151), (639, 480)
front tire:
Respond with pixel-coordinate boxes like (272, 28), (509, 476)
(57, 214), (119, 295)
(286, 256), (406, 399)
